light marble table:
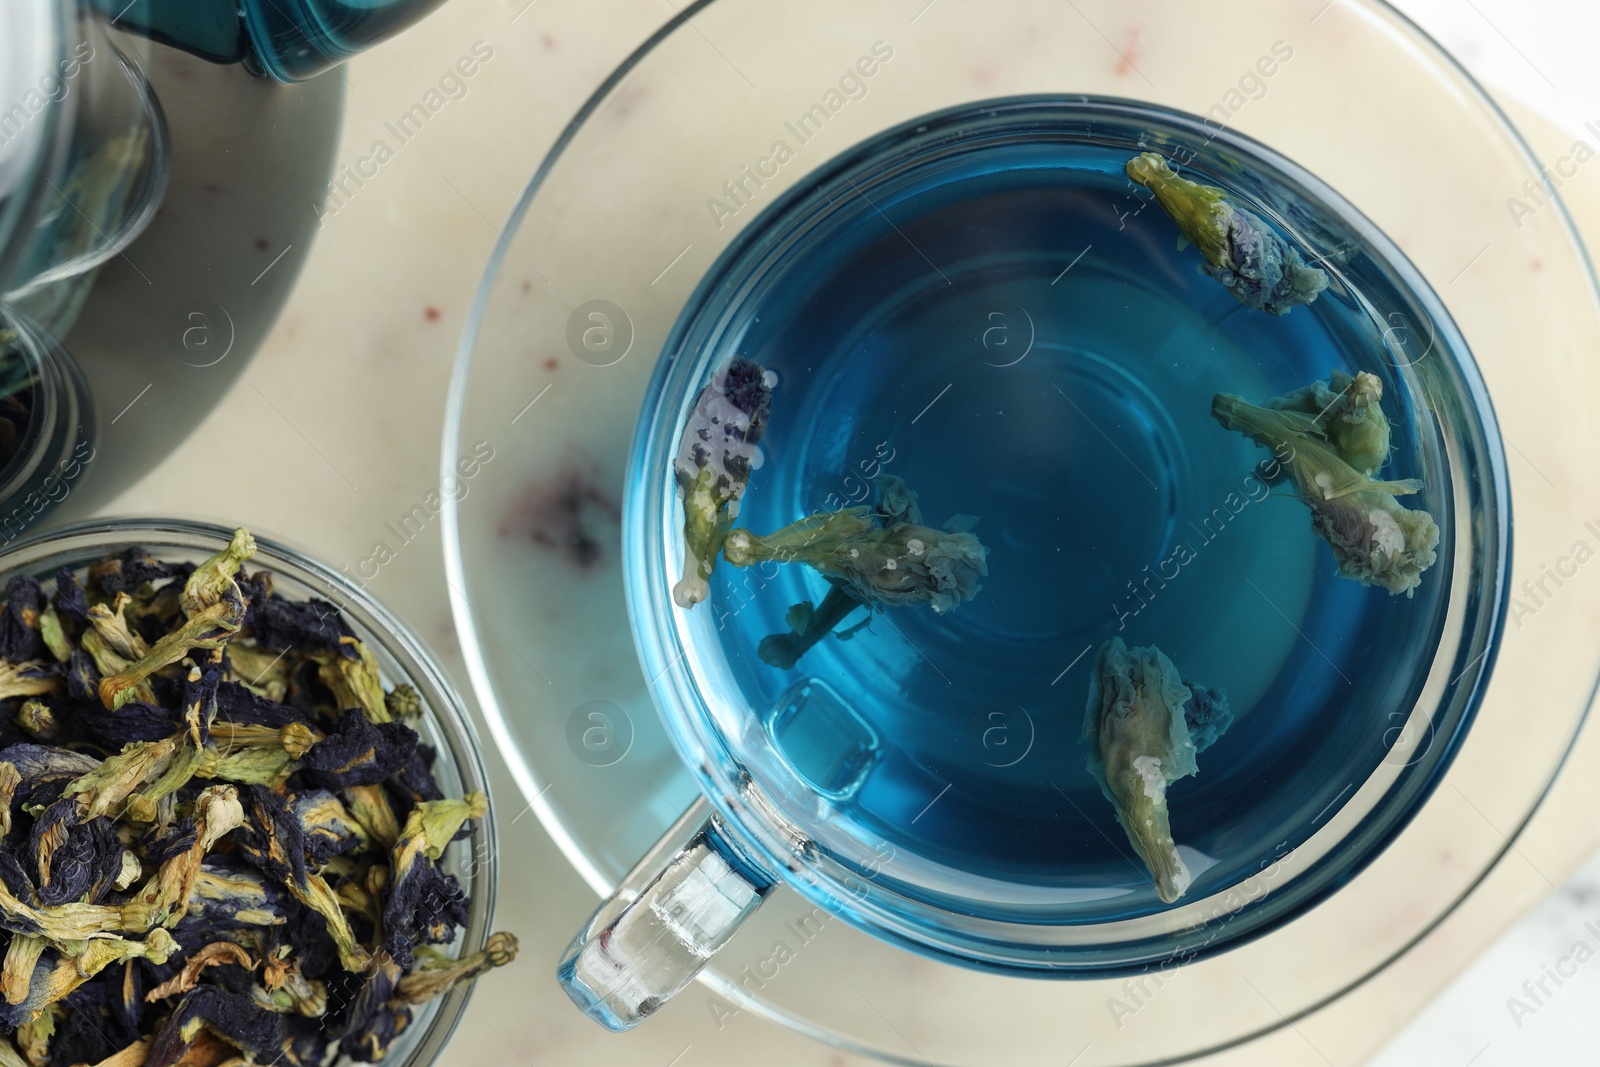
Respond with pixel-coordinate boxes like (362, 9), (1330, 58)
(87, 0), (1600, 1064)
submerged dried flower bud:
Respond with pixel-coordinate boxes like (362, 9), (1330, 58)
(1127, 152), (1328, 315)
(757, 583), (868, 670)
(1213, 390), (1439, 596)
(1264, 369), (1391, 475)
(725, 476), (987, 615)
(1083, 638), (1227, 903)
(672, 358), (774, 608)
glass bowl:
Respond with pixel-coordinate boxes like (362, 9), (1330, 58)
(445, 1), (1600, 1063)
(0, 518), (498, 1067)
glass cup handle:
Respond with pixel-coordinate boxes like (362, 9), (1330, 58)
(557, 797), (775, 1031)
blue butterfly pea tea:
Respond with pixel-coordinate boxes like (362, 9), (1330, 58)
(660, 127), (1450, 909)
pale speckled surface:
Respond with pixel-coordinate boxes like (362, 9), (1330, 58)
(83, 1), (1600, 1064)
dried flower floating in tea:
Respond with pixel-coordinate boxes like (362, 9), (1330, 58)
(1213, 385), (1439, 596)
(1083, 638), (1231, 904)
(1127, 152), (1329, 316)
(672, 358), (774, 609)
(710, 476), (987, 670)
(1263, 369), (1392, 476)
(0, 530), (517, 1066)
(725, 474), (988, 625)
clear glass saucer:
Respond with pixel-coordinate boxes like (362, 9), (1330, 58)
(444, 2), (1600, 1062)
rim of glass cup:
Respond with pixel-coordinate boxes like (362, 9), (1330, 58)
(0, 517), (499, 1067)
(441, 0), (1599, 1057)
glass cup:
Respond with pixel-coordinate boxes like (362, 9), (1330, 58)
(558, 94), (1510, 1027)
(447, 2), (1600, 1061)
(0, 518), (499, 1066)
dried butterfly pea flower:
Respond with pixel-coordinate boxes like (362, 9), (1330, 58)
(221, 644), (291, 704)
(0, 663), (58, 703)
(0, 744), (97, 782)
(341, 785), (400, 848)
(145, 986), (286, 1067)
(25, 799), (125, 906)
(673, 358), (774, 609)
(87, 594), (150, 662)
(0, 536), (517, 1064)
(0, 766), (16, 838)
(0, 938), (43, 1007)
(98, 602), (244, 712)
(72, 700), (183, 748)
(49, 571), (87, 635)
(1083, 638), (1230, 904)
(1183, 683), (1234, 756)
(300, 709), (417, 790)
(393, 933), (519, 1006)
(288, 791), (370, 866)
(179, 529), (255, 620)
(381, 795), (485, 968)
(0, 929), (178, 1029)
(335, 954), (403, 1062)
(313, 639), (390, 725)
(757, 581), (867, 670)
(14, 701), (54, 742)
(185, 860), (290, 931)
(234, 787), (369, 973)
(1127, 152), (1328, 315)
(1213, 391), (1439, 596)
(35, 608), (69, 666)
(0, 577), (44, 665)
(388, 745), (446, 807)
(63, 737), (180, 821)
(244, 594), (356, 659)
(725, 476), (989, 616)
(384, 684), (423, 720)
(88, 548), (189, 598)
(250, 962), (327, 1018)
(1264, 369), (1392, 476)
(145, 943), (254, 1003)
(119, 787), (246, 933)
(213, 681), (306, 729)
(62, 650), (99, 704)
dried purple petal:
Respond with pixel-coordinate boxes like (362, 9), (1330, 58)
(301, 709), (418, 790)
(214, 680), (306, 729)
(246, 595), (357, 658)
(389, 744), (445, 806)
(88, 547), (191, 597)
(0, 576), (43, 664)
(60, 650), (99, 704)
(49, 569), (88, 633)
(145, 986), (286, 1067)
(26, 800), (125, 906)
